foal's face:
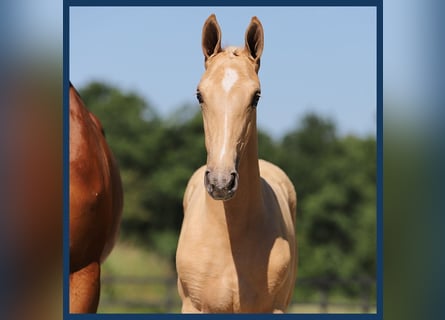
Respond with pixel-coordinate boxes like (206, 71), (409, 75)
(197, 14), (264, 201)
(197, 50), (261, 200)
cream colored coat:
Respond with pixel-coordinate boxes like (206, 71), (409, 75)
(176, 15), (297, 313)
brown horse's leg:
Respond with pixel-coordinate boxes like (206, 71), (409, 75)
(69, 261), (100, 313)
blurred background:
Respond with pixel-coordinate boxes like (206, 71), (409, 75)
(1, 1), (62, 319)
(74, 82), (376, 313)
(70, 7), (376, 313)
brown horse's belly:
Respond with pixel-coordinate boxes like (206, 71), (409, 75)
(69, 181), (110, 270)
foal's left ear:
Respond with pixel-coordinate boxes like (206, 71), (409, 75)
(244, 16), (264, 72)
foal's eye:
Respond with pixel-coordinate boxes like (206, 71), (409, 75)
(251, 91), (261, 108)
(196, 91), (204, 104)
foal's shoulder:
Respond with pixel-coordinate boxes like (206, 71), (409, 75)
(183, 165), (207, 210)
(259, 159), (297, 221)
(258, 160), (294, 187)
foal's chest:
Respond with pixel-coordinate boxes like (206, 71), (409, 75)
(178, 226), (292, 313)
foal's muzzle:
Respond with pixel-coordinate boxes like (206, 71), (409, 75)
(204, 170), (239, 200)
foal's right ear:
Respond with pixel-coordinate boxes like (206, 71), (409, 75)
(202, 14), (222, 66)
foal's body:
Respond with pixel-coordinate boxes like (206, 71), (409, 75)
(178, 161), (296, 313)
(176, 15), (297, 313)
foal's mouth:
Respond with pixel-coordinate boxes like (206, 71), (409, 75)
(209, 188), (236, 201)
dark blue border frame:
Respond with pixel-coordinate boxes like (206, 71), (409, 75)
(67, 0), (378, 6)
(63, 1), (383, 319)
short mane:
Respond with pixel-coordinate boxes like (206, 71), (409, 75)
(223, 46), (241, 57)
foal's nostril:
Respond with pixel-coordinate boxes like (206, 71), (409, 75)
(227, 171), (239, 192)
(204, 170), (214, 193)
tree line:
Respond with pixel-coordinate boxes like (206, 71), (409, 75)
(79, 81), (376, 299)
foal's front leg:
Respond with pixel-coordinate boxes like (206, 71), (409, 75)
(181, 300), (202, 313)
(178, 278), (203, 313)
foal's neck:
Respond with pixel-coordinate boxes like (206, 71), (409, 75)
(223, 123), (262, 222)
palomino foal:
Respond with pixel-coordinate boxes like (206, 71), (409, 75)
(176, 15), (297, 313)
(69, 83), (123, 313)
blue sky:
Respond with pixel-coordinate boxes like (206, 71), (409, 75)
(70, 6), (376, 139)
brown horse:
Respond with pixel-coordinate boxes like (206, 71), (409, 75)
(176, 15), (297, 313)
(69, 83), (123, 313)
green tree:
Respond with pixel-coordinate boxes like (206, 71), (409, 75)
(79, 82), (205, 258)
(277, 113), (338, 204)
(78, 82), (376, 300)
(278, 113), (376, 298)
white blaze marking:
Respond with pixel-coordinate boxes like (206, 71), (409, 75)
(219, 110), (228, 161)
(222, 68), (238, 93)
(218, 68), (238, 161)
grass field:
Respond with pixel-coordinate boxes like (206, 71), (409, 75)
(289, 303), (376, 313)
(98, 241), (375, 314)
(97, 241), (180, 313)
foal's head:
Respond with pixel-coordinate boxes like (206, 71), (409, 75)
(197, 14), (264, 201)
